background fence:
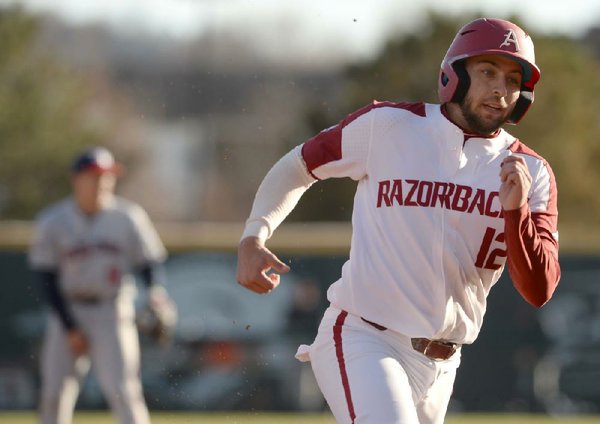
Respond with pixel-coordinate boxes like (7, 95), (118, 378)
(0, 222), (599, 414)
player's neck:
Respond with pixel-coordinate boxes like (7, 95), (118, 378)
(75, 195), (111, 215)
(77, 203), (101, 216)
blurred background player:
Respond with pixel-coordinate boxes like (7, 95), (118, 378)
(29, 146), (174, 424)
(237, 18), (560, 424)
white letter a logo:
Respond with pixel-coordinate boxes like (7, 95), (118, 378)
(500, 29), (520, 51)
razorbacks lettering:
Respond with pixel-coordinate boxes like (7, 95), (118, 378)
(376, 178), (503, 218)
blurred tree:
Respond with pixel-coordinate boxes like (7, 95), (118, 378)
(291, 13), (600, 229)
(343, 13), (461, 107)
(582, 25), (600, 59)
(288, 14), (462, 222)
(0, 7), (139, 219)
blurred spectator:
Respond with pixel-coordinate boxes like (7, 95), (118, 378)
(286, 278), (324, 340)
(283, 278), (326, 411)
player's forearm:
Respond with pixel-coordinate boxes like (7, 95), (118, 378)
(503, 204), (560, 307)
(242, 145), (316, 242)
(36, 270), (78, 330)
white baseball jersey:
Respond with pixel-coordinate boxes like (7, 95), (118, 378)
(246, 101), (559, 345)
(303, 101), (559, 344)
(30, 195), (166, 301)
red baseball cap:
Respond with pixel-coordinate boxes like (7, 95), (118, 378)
(71, 147), (124, 175)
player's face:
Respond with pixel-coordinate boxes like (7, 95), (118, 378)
(72, 170), (117, 214)
(459, 54), (522, 134)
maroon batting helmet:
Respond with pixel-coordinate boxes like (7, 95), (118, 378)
(438, 18), (541, 124)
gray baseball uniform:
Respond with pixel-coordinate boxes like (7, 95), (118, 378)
(30, 195), (166, 424)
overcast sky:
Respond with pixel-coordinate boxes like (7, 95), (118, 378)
(2, 0), (599, 62)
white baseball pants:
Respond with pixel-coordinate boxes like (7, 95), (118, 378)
(296, 306), (461, 424)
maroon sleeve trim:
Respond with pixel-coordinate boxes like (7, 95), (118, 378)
(301, 101), (426, 177)
(504, 205), (560, 308)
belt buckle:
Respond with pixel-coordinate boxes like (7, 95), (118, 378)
(422, 339), (435, 358)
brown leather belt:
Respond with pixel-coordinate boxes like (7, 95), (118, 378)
(410, 338), (458, 361)
(361, 317), (458, 361)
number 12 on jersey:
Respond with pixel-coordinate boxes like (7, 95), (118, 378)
(475, 227), (506, 270)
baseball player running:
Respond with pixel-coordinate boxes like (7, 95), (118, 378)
(237, 18), (560, 423)
(29, 147), (173, 424)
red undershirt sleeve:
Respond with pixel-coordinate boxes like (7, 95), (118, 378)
(503, 204), (560, 307)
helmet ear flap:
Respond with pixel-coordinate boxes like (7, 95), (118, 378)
(451, 60), (470, 103)
(507, 89), (534, 124)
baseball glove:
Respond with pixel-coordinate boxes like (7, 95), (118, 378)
(136, 286), (178, 346)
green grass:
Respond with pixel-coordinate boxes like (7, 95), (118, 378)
(1, 411), (599, 423)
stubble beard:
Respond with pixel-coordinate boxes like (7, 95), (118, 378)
(459, 96), (508, 135)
